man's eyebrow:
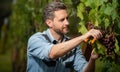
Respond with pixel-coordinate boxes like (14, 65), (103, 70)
(59, 16), (69, 21)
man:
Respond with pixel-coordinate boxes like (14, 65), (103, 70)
(27, 2), (102, 72)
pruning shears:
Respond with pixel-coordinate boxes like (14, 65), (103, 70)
(84, 37), (96, 44)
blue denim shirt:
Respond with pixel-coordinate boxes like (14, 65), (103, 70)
(27, 29), (87, 72)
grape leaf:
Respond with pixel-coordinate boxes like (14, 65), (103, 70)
(78, 21), (88, 34)
(115, 39), (119, 52)
(104, 18), (110, 28)
(77, 3), (85, 20)
(111, 10), (118, 21)
(104, 3), (113, 16)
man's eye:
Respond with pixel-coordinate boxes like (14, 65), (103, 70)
(59, 16), (69, 22)
(60, 18), (65, 22)
(66, 17), (69, 20)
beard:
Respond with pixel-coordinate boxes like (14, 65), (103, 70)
(53, 26), (69, 35)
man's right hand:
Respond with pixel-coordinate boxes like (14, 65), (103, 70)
(85, 29), (102, 40)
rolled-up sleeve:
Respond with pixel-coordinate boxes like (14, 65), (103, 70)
(27, 34), (54, 61)
(73, 46), (87, 72)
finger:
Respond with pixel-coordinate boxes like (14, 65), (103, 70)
(96, 30), (103, 38)
(93, 30), (102, 39)
(91, 32), (99, 39)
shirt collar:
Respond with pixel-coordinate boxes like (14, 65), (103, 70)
(44, 29), (70, 44)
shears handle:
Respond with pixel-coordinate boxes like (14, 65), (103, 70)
(84, 37), (96, 44)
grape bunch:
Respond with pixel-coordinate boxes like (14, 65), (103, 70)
(99, 33), (116, 55)
(87, 22), (116, 55)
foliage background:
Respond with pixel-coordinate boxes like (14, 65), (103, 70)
(0, 0), (120, 72)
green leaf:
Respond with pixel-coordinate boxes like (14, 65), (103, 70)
(104, 3), (113, 16)
(95, 41), (106, 55)
(77, 3), (85, 20)
(95, 19), (99, 26)
(77, 11), (84, 20)
(111, 10), (118, 20)
(85, 0), (96, 9)
(99, 4), (105, 14)
(99, 0), (106, 6)
(118, 21), (120, 29)
(85, 0), (92, 7)
(63, 0), (72, 5)
(104, 18), (110, 28)
(78, 21), (88, 34)
(81, 0), (86, 2)
(88, 9), (96, 22)
(115, 39), (119, 52)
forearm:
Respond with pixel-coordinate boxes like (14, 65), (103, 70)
(49, 35), (87, 59)
(49, 29), (102, 59)
(84, 58), (96, 72)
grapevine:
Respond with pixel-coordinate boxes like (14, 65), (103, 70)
(76, 0), (120, 61)
(87, 22), (116, 55)
(74, 0), (120, 71)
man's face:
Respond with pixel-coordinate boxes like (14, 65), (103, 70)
(48, 10), (69, 35)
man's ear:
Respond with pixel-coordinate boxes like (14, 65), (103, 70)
(45, 19), (53, 28)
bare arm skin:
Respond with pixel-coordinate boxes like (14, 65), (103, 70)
(84, 49), (99, 72)
(49, 29), (102, 59)
(49, 35), (86, 59)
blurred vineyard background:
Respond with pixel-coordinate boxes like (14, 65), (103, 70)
(0, 0), (120, 72)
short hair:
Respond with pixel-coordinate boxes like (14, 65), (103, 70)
(43, 2), (67, 21)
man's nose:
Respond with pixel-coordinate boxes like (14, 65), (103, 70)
(64, 19), (69, 25)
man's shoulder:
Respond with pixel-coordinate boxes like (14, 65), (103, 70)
(30, 32), (44, 38)
(28, 31), (47, 41)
